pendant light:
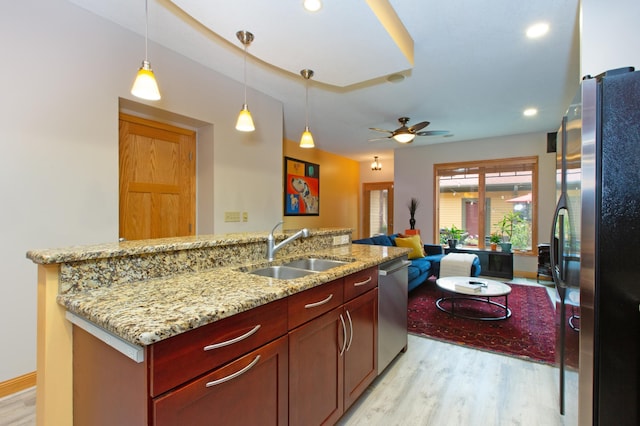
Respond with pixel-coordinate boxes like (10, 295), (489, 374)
(131, 0), (161, 101)
(371, 156), (382, 171)
(235, 30), (255, 132)
(299, 69), (315, 148)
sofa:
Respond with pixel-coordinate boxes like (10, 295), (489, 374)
(352, 233), (480, 291)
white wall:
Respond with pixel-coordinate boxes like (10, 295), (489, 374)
(581, 0), (640, 76)
(0, 0), (283, 382)
(393, 132), (557, 274)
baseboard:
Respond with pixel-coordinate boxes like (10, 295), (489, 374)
(515, 270), (536, 280)
(0, 371), (36, 399)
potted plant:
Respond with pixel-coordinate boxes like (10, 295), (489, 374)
(443, 224), (464, 249)
(489, 232), (501, 251)
(407, 197), (420, 230)
(496, 211), (522, 253)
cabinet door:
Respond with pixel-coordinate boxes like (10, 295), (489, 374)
(153, 336), (288, 426)
(343, 288), (378, 410)
(289, 307), (344, 426)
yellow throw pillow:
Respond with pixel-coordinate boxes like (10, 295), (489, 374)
(394, 234), (424, 259)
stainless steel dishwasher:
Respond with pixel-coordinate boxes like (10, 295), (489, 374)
(377, 256), (411, 374)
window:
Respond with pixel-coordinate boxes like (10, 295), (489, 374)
(434, 156), (538, 253)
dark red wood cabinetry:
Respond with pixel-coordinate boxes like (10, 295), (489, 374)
(72, 266), (380, 426)
(153, 336), (288, 426)
(289, 266), (378, 426)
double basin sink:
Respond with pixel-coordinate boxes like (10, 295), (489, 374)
(248, 258), (350, 279)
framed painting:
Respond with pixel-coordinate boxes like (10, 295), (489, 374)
(284, 157), (319, 216)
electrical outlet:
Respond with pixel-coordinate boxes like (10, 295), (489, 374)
(333, 235), (350, 245)
(242, 212), (248, 222)
(224, 211), (241, 222)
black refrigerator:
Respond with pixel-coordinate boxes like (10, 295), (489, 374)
(552, 67), (640, 425)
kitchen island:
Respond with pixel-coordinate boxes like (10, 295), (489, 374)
(27, 228), (409, 425)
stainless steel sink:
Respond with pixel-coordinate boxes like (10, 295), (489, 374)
(283, 258), (349, 272)
(248, 265), (317, 279)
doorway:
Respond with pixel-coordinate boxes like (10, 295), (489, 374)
(363, 182), (394, 238)
(119, 113), (196, 240)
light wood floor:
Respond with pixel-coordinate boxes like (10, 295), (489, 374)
(340, 334), (577, 426)
(0, 387), (35, 426)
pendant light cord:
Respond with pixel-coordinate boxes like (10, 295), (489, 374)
(305, 82), (309, 127)
(144, 0), (149, 61)
(243, 44), (248, 104)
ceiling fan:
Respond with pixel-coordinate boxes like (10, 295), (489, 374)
(368, 117), (450, 143)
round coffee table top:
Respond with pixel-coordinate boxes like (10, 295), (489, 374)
(436, 276), (512, 297)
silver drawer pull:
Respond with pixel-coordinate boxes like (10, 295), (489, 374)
(203, 325), (261, 351)
(345, 310), (353, 352)
(304, 293), (334, 309)
(339, 314), (347, 356)
(353, 276), (372, 287)
(205, 355), (261, 387)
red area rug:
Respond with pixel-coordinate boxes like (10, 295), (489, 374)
(408, 280), (556, 364)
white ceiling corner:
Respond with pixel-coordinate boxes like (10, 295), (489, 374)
(170, 0), (414, 87)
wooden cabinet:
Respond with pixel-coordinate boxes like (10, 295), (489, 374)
(72, 267), (379, 426)
(343, 288), (377, 410)
(73, 298), (288, 426)
(289, 267), (378, 425)
(153, 336), (288, 426)
(149, 297), (288, 397)
(289, 306), (344, 426)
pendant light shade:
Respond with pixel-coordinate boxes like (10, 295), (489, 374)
(236, 30), (255, 132)
(131, 0), (161, 101)
(299, 69), (315, 148)
(236, 104), (254, 131)
(300, 126), (315, 148)
(131, 60), (161, 100)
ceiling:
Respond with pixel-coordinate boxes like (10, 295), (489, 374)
(69, 0), (581, 162)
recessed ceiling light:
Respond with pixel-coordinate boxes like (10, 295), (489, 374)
(523, 108), (538, 117)
(526, 22), (549, 39)
(386, 73), (405, 83)
(303, 0), (322, 12)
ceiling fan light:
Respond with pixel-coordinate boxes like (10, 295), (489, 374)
(303, 0), (322, 12)
(299, 126), (315, 148)
(131, 60), (161, 101)
(236, 104), (255, 132)
(393, 132), (415, 143)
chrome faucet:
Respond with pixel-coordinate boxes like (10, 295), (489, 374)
(267, 221), (310, 261)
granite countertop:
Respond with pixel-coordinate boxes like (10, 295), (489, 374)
(57, 244), (409, 347)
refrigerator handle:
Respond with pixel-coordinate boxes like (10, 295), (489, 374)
(550, 191), (568, 290)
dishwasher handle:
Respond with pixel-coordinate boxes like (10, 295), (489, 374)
(379, 260), (411, 276)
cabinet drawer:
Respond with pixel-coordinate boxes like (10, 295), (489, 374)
(288, 279), (344, 330)
(153, 335), (288, 426)
(344, 266), (378, 301)
(149, 298), (287, 397)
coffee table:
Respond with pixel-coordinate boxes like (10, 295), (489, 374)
(435, 276), (512, 320)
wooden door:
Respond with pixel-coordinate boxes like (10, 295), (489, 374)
(363, 182), (394, 238)
(343, 288), (378, 410)
(119, 113), (196, 240)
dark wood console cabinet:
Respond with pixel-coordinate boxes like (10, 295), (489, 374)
(445, 247), (514, 280)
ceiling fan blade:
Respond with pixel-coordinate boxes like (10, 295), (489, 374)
(368, 136), (392, 142)
(408, 121), (429, 132)
(369, 127), (393, 134)
(416, 130), (450, 136)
